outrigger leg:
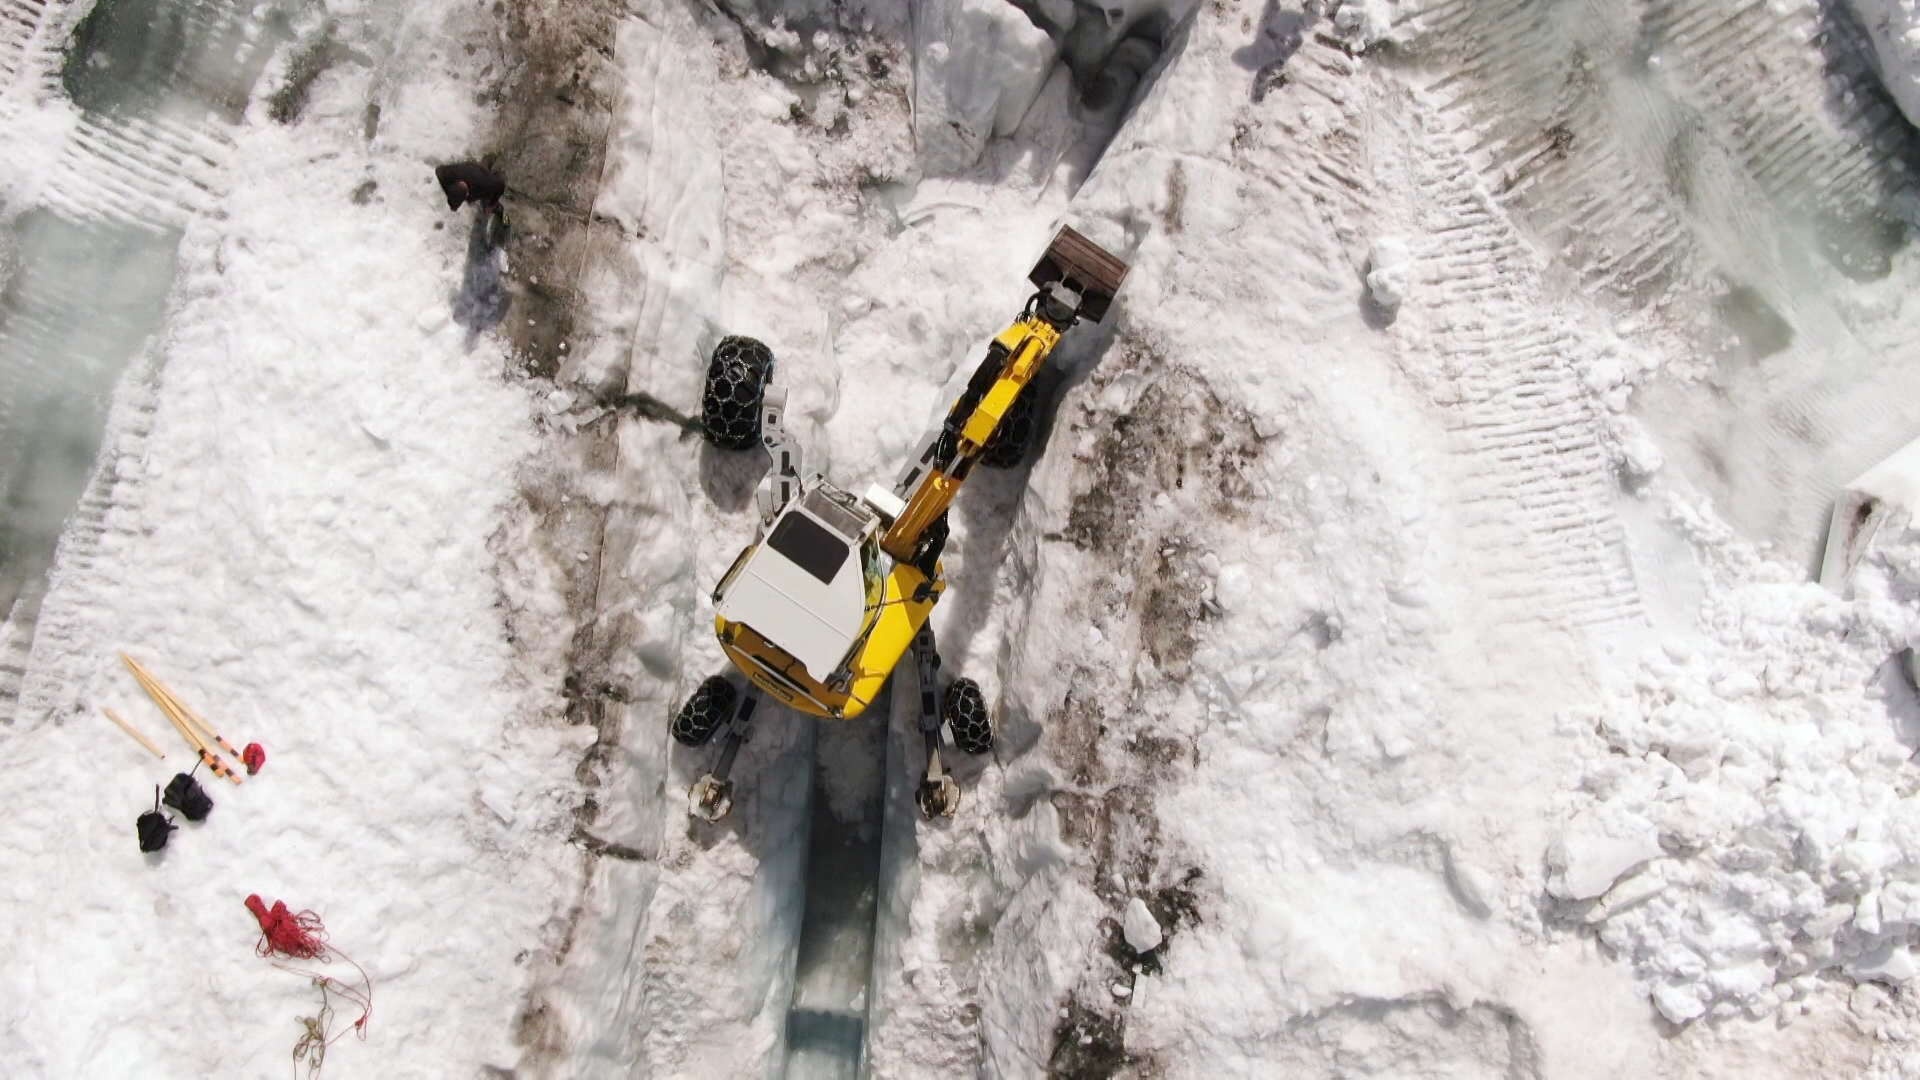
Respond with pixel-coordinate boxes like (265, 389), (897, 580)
(689, 693), (759, 822)
(911, 626), (960, 819)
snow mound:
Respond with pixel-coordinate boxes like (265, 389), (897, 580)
(1546, 806), (1664, 902)
(1123, 895), (1164, 952)
(1364, 236), (1412, 314)
(1333, 0), (1403, 51)
(913, 0), (1056, 174)
(1571, 501), (1920, 1025)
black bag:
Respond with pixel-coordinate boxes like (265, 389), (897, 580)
(137, 786), (176, 852)
(162, 771), (214, 822)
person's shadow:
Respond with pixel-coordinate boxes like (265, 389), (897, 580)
(451, 211), (509, 349)
(1232, 0), (1314, 102)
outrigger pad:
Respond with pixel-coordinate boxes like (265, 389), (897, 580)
(1028, 225), (1130, 324)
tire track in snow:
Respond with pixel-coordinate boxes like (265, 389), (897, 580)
(0, 0), (294, 726)
(1396, 0), (1920, 565)
(0, 210), (179, 725)
(1405, 0), (1711, 312)
(1256, 32), (1372, 219)
(0, 0), (49, 89)
(2, 351), (163, 719)
(1246, 22), (1644, 629)
(1645, 0), (1917, 239)
(1400, 96), (1646, 630)
(28, 0), (279, 228)
(40, 114), (232, 231)
(1403, 0), (1920, 307)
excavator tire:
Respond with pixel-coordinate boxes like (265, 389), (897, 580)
(702, 336), (774, 450)
(944, 678), (994, 755)
(672, 676), (737, 747)
(980, 385), (1037, 469)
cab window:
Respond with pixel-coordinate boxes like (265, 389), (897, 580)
(768, 512), (850, 585)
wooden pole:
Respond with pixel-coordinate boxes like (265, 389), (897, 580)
(101, 707), (165, 759)
(122, 654), (242, 785)
(125, 655), (243, 761)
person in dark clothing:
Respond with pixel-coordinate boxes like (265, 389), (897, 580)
(435, 161), (507, 218)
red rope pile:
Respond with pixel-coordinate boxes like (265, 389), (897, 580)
(244, 893), (374, 1067)
(246, 894), (328, 960)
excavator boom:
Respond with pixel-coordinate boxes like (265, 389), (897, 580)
(874, 226), (1128, 564)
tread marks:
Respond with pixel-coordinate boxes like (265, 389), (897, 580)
(1404, 0), (1920, 313)
(1658, 0), (1917, 222)
(0, 356), (162, 724)
(1242, 34), (1370, 225)
(0, 0), (47, 87)
(1402, 107), (1645, 631)
(41, 114), (231, 230)
(1417, 0), (1708, 312)
(1395, 0), (1920, 566)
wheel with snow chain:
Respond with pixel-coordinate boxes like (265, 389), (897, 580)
(672, 676), (737, 747)
(979, 385), (1037, 469)
(701, 336), (774, 451)
(944, 678), (993, 755)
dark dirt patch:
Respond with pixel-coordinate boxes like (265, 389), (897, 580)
(1047, 685), (1111, 787)
(1137, 539), (1208, 678)
(512, 996), (566, 1062)
(1050, 347), (1263, 686)
(1126, 731), (1188, 768)
(1100, 866), (1203, 979)
(472, 8), (632, 1065)
(1049, 998), (1133, 1079)
(1064, 350), (1263, 553)
(1030, 345), (1256, 1069)
(479, 0), (627, 378)
(1146, 868), (1203, 935)
(267, 26), (339, 124)
(1050, 783), (1162, 905)
(571, 827), (646, 861)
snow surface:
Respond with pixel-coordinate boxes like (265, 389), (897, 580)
(6, 0), (1920, 1077)
(0, 1), (586, 1076)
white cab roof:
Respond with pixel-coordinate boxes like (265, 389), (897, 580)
(716, 503), (869, 683)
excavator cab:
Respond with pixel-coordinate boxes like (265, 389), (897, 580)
(712, 481), (892, 717)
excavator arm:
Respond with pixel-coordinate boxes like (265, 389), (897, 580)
(869, 226), (1130, 565)
(876, 316), (1062, 563)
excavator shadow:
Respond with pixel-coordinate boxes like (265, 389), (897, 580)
(679, 695), (814, 854)
(699, 436), (768, 514)
(930, 313), (1124, 767)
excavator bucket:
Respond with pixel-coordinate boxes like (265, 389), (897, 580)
(1028, 225), (1130, 323)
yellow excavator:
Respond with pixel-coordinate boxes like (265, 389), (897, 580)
(672, 226), (1128, 820)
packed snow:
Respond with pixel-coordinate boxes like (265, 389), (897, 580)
(4, 0), (1920, 1077)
